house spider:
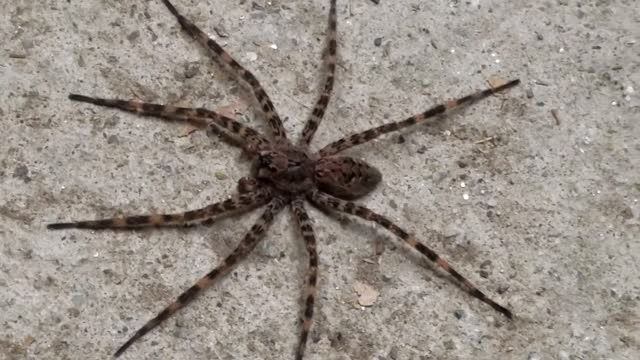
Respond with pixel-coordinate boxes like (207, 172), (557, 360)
(48, 0), (520, 358)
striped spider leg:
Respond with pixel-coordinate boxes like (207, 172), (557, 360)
(309, 190), (512, 318)
(319, 79), (520, 156)
(66, 93), (270, 153)
(112, 197), (285, 357)
(290, 199), (320, 360)
(299, 0), (338, 146)
(161, 0), (288, 140)
(47, 188), (272, 230)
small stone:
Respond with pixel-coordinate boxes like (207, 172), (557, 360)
(71, 293), (87, 306)
(479, 270), (489, 278)
(126, 30), (140, 43)
(388, 199), (398, 209)
(67, 308), (81, 318)
(456, 160), (468, 168)
(417, 145), (427, 154)
(374, 37), (383, 47)
(183, 62), (201, 79)
(353, 281), (379, 307)
(246, 52), (258, 62)
(107, 134), (120, 144)
(370, 0), (380, 4)
(214, 171), (227, 180)
(486, 198), (497, 207)
(453, 309), (465, 319)
(526, 89), (534, 98)
(528, 352), (541, 360)
(443, 339), (455, 350)
(214, 25), (229, 38)
(13, 164), (31, 183)
(443, 224), (460, 238)
(396, 134), (406, 144)
(388, 346), (400, 360)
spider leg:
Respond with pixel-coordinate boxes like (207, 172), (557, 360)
(299, 0), (338, 146)
(159, 0), (287, 140)
(319, 79), (520, 156)
(308, 190), (512, 319)
(68, 94), (269, 151)
(291, 199), (319, 360)
(113, 197), (286, 358)
(47, 189), (271, 230)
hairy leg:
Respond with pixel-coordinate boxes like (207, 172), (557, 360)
(309, 190), (512, 319)
(319, 79), (520, 156)
(160, 0), (287, 139)
(68, 94), (270, 152)
(290, 199), (319, 360)
(299, 0), (338, 146)
(114, 197), (286, 357)
(48, 189), (272, 230)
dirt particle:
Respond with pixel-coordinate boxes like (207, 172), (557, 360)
(454, 309), (465, 319)
(353, 281), (379, 307)
(13, 164), (31, 183)
(127, 30), (140, 43)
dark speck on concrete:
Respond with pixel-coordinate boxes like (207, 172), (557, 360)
(106, 134), (120, 144)
(13, 164), (31, 183)
(454, 309), (465, 320)
(127, 30), (140, 43)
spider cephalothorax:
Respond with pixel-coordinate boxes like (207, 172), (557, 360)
(48, 0), (520, 359)
(254, 144), (382, 200)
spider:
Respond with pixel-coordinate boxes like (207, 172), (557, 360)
(48, 0), (520, 358)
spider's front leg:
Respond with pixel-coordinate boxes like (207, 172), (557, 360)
(299, 0), (338, 146)
(68, 94), (270, 152)
(160, 0), (288, 140)
(47, 188), (271, 230)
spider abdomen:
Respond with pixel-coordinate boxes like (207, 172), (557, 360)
(314, 156), (382, 199)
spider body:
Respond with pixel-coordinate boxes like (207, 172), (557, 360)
(49, 0), (521, 358)
(255, 144), (315, 195)
(314, 156), (382, 199)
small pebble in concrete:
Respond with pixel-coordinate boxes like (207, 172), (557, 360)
(454, 309), (465, 320)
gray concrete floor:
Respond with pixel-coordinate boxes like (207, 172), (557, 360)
(1, 0), (638, 359)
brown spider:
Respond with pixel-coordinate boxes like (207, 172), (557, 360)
(48, 0), (520, 358)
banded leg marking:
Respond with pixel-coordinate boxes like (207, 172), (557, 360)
(319, 79), (520, 156)
(113, 197), (285, 357)
(309, 190), (512, 319)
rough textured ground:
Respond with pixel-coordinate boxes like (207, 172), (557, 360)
(1, 0), (638, 359)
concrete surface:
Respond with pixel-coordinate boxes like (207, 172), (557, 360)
(1, 0), (638, 359)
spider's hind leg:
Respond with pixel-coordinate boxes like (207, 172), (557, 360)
(291, 199), (319, 360)
(113, 197), (286, 357)
(48, 190), (271, 230)
(309, 190), (513, 319)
